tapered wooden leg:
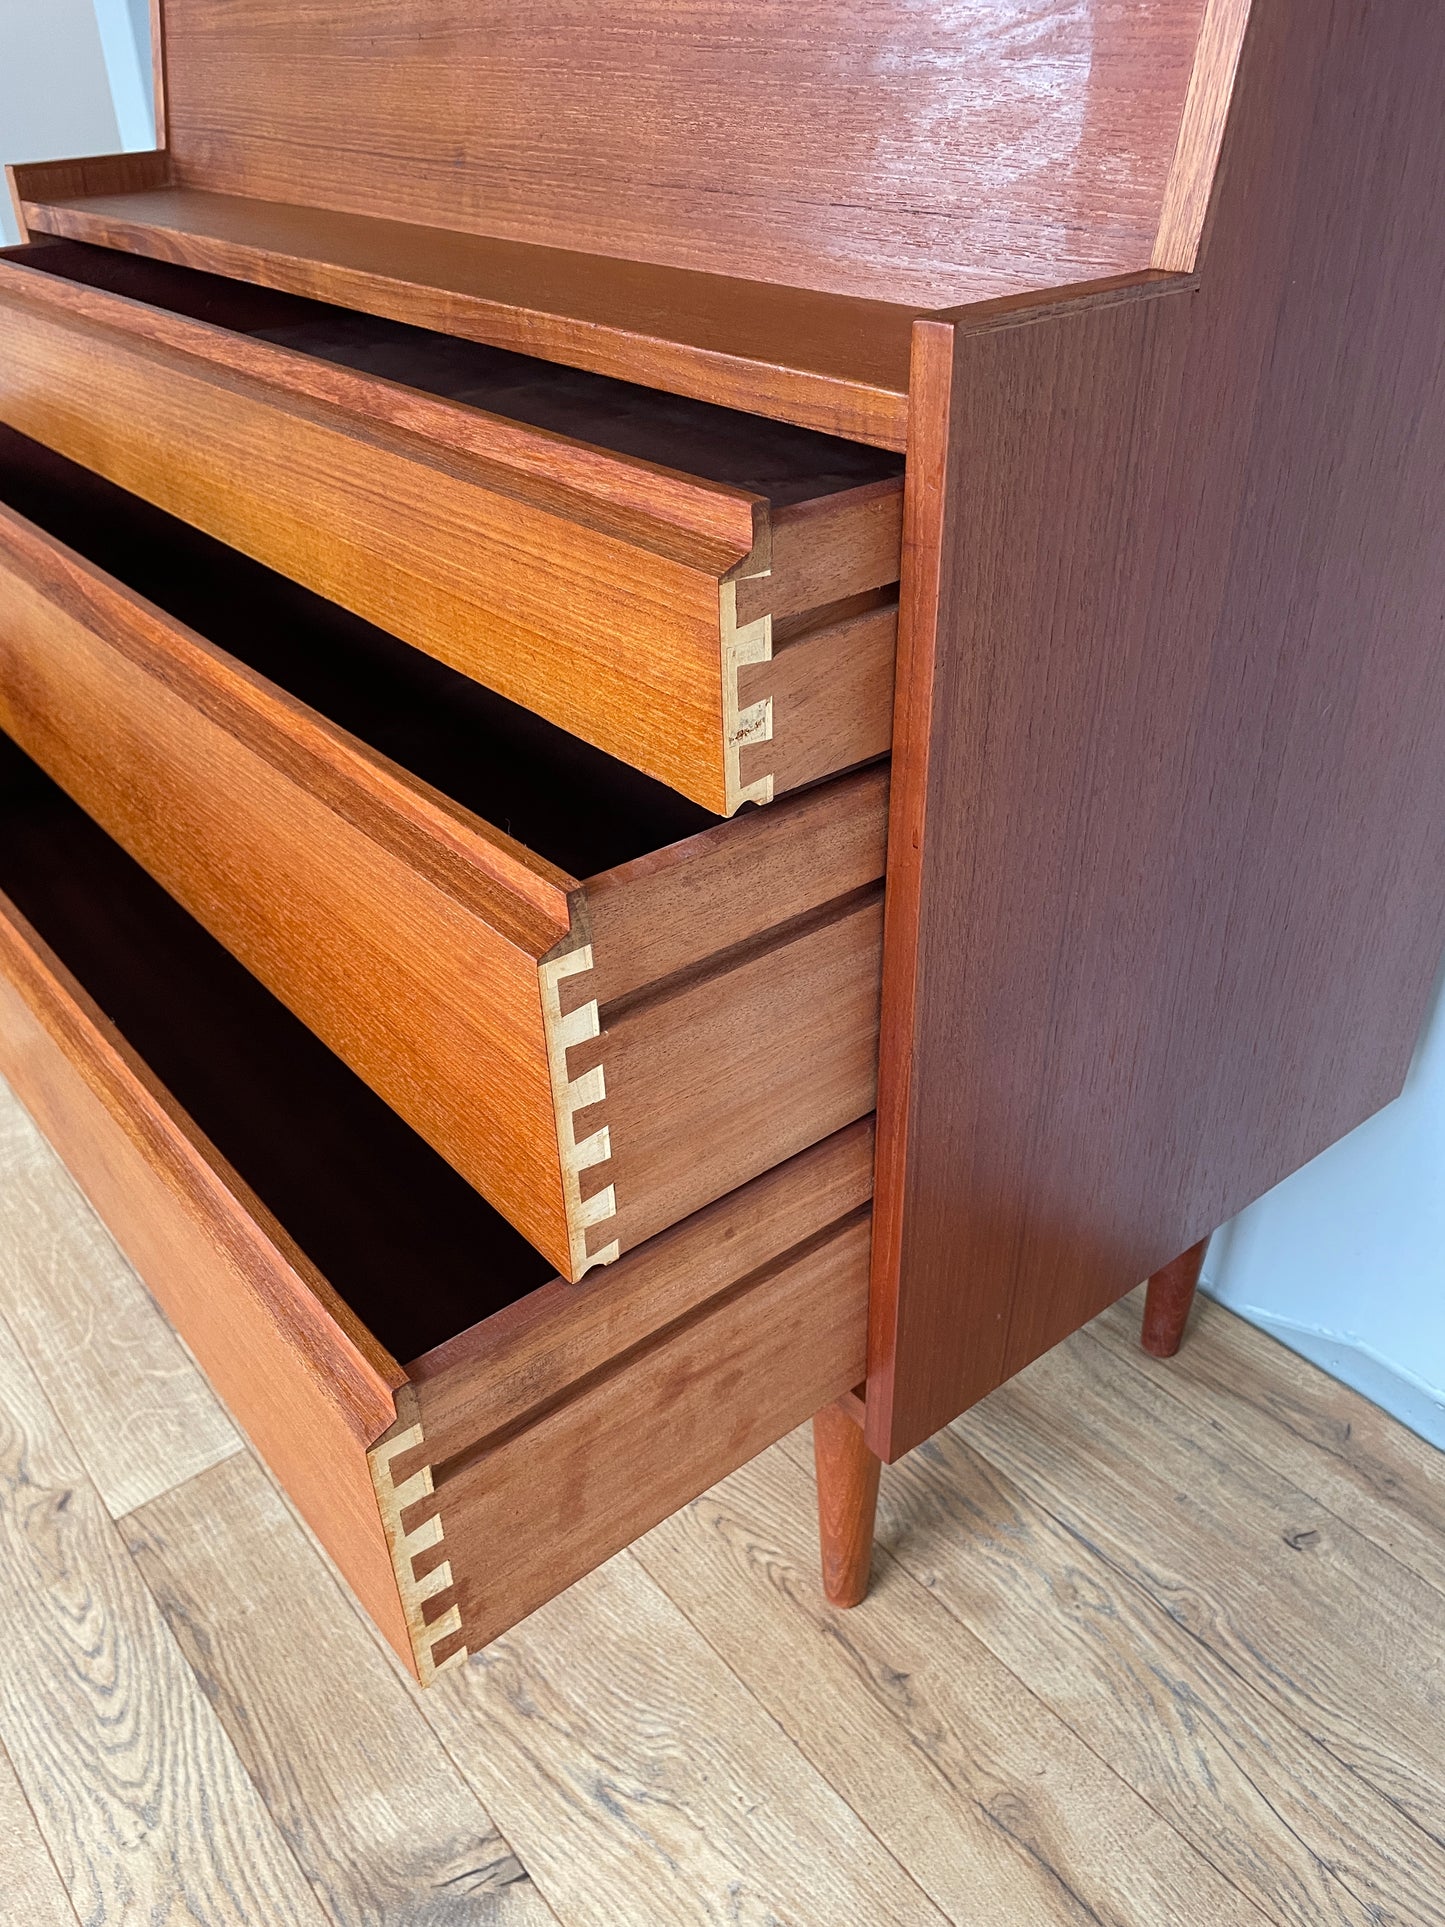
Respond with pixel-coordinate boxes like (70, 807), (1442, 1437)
(812, 1395), (881, 1608)
(1141, 1238), (1208, 1358)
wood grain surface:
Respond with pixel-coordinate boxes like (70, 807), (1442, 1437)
(1092, 1288), (1445, 1604)
(0, 1101), (1440, 1925)
(871, 0), (1445, 1455)
(0, 896), (416, 1668)
(0, 247), (903, 804)
(152, 0), (1204, 311)
(0, 1084), (241, 1519)
(0, 436), (887, 1272)
(403, 1119), (874, 1462)
(868, 1417), (1445, 1927)
(0, 1739), (79, 1927)
(576, 890), (883, 1256)
(578, 762), (888, 1008)
(17, 186), (918, 445)
(961, 1333), (1445, 1838)
(0, 282), (742, 807)
(641, 1443), (1266, 1926)
(403, 1216), (871, 1662)
(0, 1325), (330, 1925)
(0, 498), (579, 1267)
(420, 1554), (949, 1927)
(810, 1399), (880, 1609)
(124, 1452), (559, 1926)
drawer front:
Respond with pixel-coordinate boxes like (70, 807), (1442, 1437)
(0, 253), (901, 814)
(0, 494), (885, 1278)
(0, 875), (871, 1683)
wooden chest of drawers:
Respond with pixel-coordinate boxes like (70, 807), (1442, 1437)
(2, 0), (1442, 1680)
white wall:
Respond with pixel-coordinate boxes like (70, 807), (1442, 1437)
(1204, 964), (1445, 1447)
(0, 0), (152, 246)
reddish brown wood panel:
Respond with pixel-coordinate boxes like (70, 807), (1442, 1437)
(870, 0), (1445, 1458)
(812, 1398), (881, 1608)
(0, 895), (414, 1664)
(153, 0), (1206, 310)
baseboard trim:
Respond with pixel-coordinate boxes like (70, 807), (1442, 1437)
(1201, 1287), (1445, 1453)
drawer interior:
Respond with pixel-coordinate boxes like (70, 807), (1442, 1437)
(0, 729), (555, 1363)
(0, 423), (720, 880)
(13, 241), (903, 508)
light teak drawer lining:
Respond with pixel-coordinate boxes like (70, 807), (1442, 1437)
(0, 491), (887, 1279)
(0, 254), (902, 813)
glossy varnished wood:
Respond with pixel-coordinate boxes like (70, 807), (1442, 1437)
(0, 453), (886, 1275)
(811, 1398), (880, 1608)
(10, 186), (918, 446)
(1141, 1240), (1207, 1358)
(10, 1), (1214, 440)
(0, 246), (903, 810)
(870, 0), (1445, 1456)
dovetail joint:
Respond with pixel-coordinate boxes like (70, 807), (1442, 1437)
(539, 940), (620, 1277)
(368, 1423), (467, 1687)
(721, 578), (774, 815)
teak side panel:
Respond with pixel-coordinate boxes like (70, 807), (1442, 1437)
(154, 0), (1207, 311)
(0, 896), (414, 1665)
(871, 0), (1445, 1458)
(0, 517), (576, 1271)
(402, 1215), (872, 1664)
(0, 284), (739, 808)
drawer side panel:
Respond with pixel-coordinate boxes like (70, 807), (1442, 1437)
(0, 898), (416, 1669)
(0, 525), (575, 1271)
(0, 287), (733, 808)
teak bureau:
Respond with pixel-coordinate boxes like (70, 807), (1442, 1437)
(0, 0), (1442, 1680)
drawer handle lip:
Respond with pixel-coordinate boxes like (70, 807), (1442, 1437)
(0, 248), (769, 576)
(0, 498), (579, 953)
(417, 1201), (873, 1496)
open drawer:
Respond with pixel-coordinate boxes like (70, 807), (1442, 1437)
(0, 753), (873, 1681)
(0, 428), (885, 1280)
(0, 238), (902, 813)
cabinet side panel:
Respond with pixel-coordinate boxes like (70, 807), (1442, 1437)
(871, 0), (1445, 1457)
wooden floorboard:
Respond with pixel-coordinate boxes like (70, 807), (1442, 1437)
(845, 1420), (1445, 1927)
(637, 1438), (1267, 1926)
(0, 1074), (1442, 1925)
(0, 1305), (329, 1925)
(123, 1451), (559, 1927)
(0, 1736), (81, 1927)
(0, 1082), (241, 1518)
(956, 1329), (1445, 1843)
(419, 1549), (950, 1926)
(1093, 1287), (1445, 1599)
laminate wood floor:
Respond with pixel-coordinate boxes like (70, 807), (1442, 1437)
(1, 1073), (1441, 1926)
